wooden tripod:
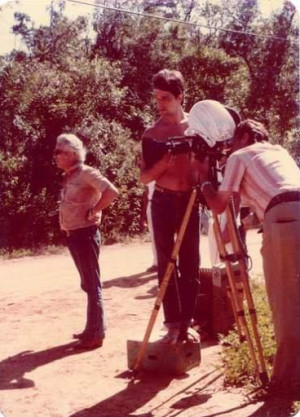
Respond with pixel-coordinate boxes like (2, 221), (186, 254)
(132, 183), (268, 385)
(132, 187), (198, 375)
(212, 202), (269, 385)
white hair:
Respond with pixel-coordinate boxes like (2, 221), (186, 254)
(56, 133), (87, 162)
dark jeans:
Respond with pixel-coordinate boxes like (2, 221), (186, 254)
(67, 226), (105, 339)
(152, 189), (200, 328)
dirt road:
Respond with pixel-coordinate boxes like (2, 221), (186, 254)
(0, 231), (289, 417)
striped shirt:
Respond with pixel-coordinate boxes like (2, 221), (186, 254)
(219, 142), (300, 221)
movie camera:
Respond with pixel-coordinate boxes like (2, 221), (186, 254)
(142, 100), (240, 184)
(142, 134), (232, 170)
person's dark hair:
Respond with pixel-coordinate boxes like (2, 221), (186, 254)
(225, 106), (241, 127)
(152, 69), (184, 99)
(235, 119), (269, 144)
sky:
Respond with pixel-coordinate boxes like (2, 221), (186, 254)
(0, 0), (96, 54)
(0, 0), (298, 55)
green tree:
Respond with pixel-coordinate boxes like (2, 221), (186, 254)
(218, 1), (299, 135)
(0, 0), (298, 252)
(0, 12), (141, 250)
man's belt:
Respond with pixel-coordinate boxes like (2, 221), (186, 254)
(65, 225), (98, 237)
(155, 184), (191, 197)
(265, 190), (300, 215)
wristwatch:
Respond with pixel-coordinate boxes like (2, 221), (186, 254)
(200, 181), (212, 193)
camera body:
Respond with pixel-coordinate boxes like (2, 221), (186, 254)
(142, 135), (228, 169)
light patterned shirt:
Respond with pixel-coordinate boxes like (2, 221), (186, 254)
(219, 142), (300, 221)
(59, 162), (110, 231)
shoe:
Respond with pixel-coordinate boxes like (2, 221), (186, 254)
(73, 338), (103, 350)
(146, 265), (158, 273)
(73, 331), (87, 340)
(160, 328), (180, 345)
(178, 327), (200, 343)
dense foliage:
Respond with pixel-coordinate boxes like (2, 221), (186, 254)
(0, 0), (298, 250)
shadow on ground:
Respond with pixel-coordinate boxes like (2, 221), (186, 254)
(247, 398), (296, 417)
(0, 342), (81, 390)
(68, 371), (223, 417)
(200, 395), (297, 417)
(103, 272), (157, 289)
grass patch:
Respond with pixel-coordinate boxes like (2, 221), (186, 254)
(219, 280), (276, 388)
(219, 279), (300, 412)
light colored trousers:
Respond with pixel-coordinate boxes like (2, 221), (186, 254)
(147, 199), (157, 266)
(261, 201), (300, 390)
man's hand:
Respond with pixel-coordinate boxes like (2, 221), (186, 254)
(86, 208), (101, 222)
(191, 155), (210, 183)
(140, 151), (175, 184)
(86, 186), (119, 222)
(159, 151), (176, 169)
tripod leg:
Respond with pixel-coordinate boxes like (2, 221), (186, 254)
(212, 217), (244, 340)
(225, 206), (269, 385)
(212, 214), (260, 377)
(132, 188), (198, 375)
(225, 284), (244, 341)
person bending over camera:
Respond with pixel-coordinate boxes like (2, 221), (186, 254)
(139, 69), (200, 344)
(197, 119), (300, 400)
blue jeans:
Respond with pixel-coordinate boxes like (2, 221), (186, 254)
(152, 189), (200, 329)
(67, 226), (105, 339)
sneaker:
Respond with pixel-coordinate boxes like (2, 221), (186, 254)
(73, 337), (103, 350)
(178, 327), (200, 343)
(73, 331), (87, 340)
(160, 328), (180, 345)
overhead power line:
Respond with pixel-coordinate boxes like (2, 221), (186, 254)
(67, 0), (297, 44)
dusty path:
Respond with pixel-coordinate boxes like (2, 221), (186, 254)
(0, 231), (288, 417)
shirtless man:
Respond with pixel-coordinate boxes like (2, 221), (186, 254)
(140, 69), (200, 344)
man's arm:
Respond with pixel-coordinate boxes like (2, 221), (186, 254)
(87, 178), (118, 220)
(200, 182), (232, 214)
(93, 185), (118, 212)
(196, 156), (232, 214)
(139, 152), (173, 185)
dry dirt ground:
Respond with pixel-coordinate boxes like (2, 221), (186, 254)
(0, 231), (296, 417)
